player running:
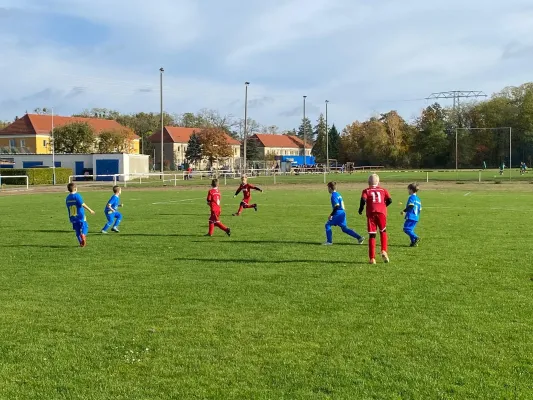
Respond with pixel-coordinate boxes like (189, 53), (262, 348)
(401, 183), (422, 247)
(207, 179), (231, 237)
(358, 174), (392, 264)
(101, 185), (123, 233)
(323, 181), (364, 246)
(65, 182), (95, 247)
(232, 175), (263, 216)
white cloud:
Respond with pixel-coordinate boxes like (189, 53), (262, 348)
(1, 0), (202, 51)
(0, 0), (532, 131)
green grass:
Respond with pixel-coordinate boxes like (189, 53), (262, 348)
(0, 183), (532, 399)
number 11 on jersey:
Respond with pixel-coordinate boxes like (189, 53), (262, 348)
(370, 191), (382, 203)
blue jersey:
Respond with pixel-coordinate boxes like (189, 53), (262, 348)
(405, 194), (421, 221)
(105, 194), (120, 213)
(330, 191), (346, 215)
(66, 193), (85, 223)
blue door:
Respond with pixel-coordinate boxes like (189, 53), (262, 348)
(23, 161), (43, 168)
(95, 159), (119, 181)
(75, 161), (84, 181)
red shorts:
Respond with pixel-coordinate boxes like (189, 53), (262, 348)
(209, 209), (220, 224)
(241, 197), (250, 205)
(367, 213), (387, 234)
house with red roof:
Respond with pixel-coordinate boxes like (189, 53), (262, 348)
(0, 113), (140, 154)
(251, 134), (312, 158)
(148, 126), (241, 169)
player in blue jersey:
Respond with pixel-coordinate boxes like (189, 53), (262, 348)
(101, 185), (123, 233)
(66, 182), (95, 247)
(323, 181), (365, 245)
(401, 183), (422, 247)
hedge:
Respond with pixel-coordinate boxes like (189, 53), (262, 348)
(0, 168), (73, 185)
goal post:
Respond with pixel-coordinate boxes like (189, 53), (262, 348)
(0, 175), (29, 190)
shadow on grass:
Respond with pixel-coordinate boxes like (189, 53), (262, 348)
(176, 256), (369, 265)
(17, 229), (71, 234)
(157, 213), (205, 216)
(1, 244), (72, 248)
(192, 239), (373, 247)
(121, 233), (206, 237)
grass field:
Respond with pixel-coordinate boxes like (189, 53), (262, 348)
(1, 181), (532, 399)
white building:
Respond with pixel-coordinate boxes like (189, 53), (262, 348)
(251, 134), (312, 157)
(0, 153), (149, 181)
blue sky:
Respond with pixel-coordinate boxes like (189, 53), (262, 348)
(1, 0), (532, 131)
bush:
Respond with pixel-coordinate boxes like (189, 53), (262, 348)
(0, 168), (73, 185)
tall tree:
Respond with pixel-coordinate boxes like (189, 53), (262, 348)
(380, 110), (410, 166)
(241, 136), (261, 161)
(176, 109), (238, 134)
(53, 122), (95, 153)
(412, 104), (449, 168)
(297, 117), (314, 143)
(196, 127), (233, 167)
(265, 125), (279, 135)
(283, 128), (298, 136)
(116, 112), (175, 155)
(73, 108), (122, 120)
(185, 133), (203, 166)
(311, 114), (327, 162)
(235, 117), (263, 140)
(97, 129), (135, 153)
(328, 124), (341, 161)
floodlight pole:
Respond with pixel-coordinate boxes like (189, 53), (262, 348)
(243, 82), (249, 173)
(303, 95), (307, 166)
(160, 67), (164, 176)
(51, 107), (56, 185)
(509, 127), (512, 181)
(325, 100), (329, 173)
(455, 127), (458, 173)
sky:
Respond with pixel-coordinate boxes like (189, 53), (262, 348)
(1, 0), (532, 131)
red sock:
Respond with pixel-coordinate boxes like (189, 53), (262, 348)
(208, 223), (214, 236)
(369, 237), (376, 259)
(215, 221), (228, 232)
(244, 204), (254, 209)
(237, 205), (244, 214)
(380, 231), (388, 252)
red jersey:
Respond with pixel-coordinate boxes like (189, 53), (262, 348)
(207, 188), (221, 212)
(361, 186), (391, 216)
(235, 183), (258, 200)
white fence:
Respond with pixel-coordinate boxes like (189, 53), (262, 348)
(0, 175), (29, 190)
(68, 169), (337, 187)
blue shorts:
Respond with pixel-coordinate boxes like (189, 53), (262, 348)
(403, 219), (418, 231)
(327, 212), (347, 228)
(106, 211), (122, 222)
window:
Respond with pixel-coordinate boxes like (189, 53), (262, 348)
(43, 140), (47, 147)
(20, 139), (25, 147)
(9, 139), (15, 148)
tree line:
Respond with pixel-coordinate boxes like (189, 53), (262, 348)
(4, 81), (533, 167)
(339, 82), (533, 168)
(48, 122), (136, 153)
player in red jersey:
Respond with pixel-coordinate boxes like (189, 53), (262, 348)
(206, 179), (231, 237)
(358, 173), (392, 264)
(232, 175), (263, 216)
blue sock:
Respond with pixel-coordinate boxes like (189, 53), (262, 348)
(325, 223), (333, 243)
